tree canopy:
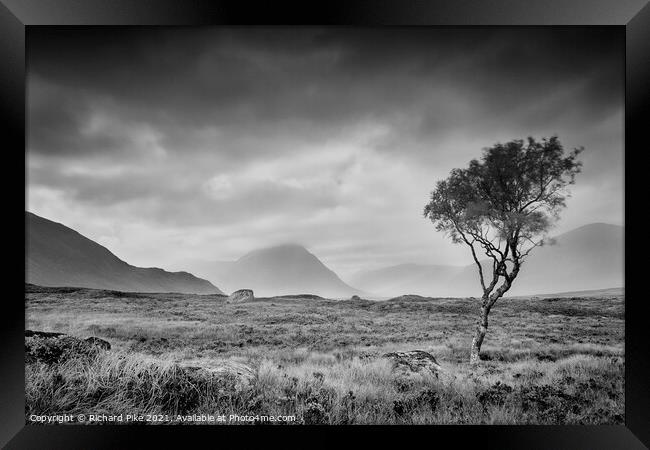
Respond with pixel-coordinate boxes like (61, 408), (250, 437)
(424, 136), (582, 300)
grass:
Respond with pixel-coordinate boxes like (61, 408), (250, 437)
(25, 285), (624, 424)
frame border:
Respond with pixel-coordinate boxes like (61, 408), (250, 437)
(2, 1), (648, 448)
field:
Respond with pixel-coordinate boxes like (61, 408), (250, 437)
(25, 285), (624, 425)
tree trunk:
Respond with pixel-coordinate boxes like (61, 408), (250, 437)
(469, 304), (489, 365)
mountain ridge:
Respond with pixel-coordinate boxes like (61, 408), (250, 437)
(27, 213), (622, 299)
(26, 211), (222, 295)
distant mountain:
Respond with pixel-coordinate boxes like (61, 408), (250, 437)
(187, 244), (363, 298)
(26, 212), (222, 294)
(350, 223), (624, 298)
(495, 223), (623, 296)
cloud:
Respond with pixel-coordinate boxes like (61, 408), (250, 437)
(26, 27), (624, 277)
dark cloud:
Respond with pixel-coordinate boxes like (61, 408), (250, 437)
(26, 27), (623, 275)
(28, 28), (622, 154)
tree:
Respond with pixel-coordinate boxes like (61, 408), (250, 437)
(423, 136), (582, 364)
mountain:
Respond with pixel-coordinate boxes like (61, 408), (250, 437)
(495, 223), (623, 296)
(350, 223), (624, 298)
(26, 212), (222, 294)
(186, 244), (363, 298)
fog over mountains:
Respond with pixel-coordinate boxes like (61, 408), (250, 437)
(26, 211), (622, 299)
(185, 244), (363, 298)
(26, 212), (222, 295)
(349, 223), (624, 298)
(185, 223), (622, 298)
(26, 28), (624, 302)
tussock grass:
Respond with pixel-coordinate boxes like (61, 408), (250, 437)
(25, 287), (624, 424)
(26, 351), (251, 419)
(26, 346), (624, 425)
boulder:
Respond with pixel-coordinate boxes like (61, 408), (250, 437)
(181, 361), (255, 392)
(25, 330), (112, 364)
(350, 295), (361, 301)
(25, 330), (65, 338)
(85, 336), (112, 350)
(25, 330), (110, 364)
(227, 289), (254, 303)
(204, 361), (255, 387)
(383, 350), (441, 378)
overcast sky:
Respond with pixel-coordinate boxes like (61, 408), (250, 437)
(27, 27), (623, 279)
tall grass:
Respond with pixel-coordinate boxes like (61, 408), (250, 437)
(25, 288), (625, 424)
(26, 348), (623, 425)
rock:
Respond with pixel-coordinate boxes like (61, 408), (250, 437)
(181, 361), (255, 392)
(25, 330), (111, 364)
(85, 336), (112, 350)
(350, 295), (361, 301)
(25, 330), (65, 338)
(383, 350), (441, 378)
(227, 289), (254, 303)
(204, 361), (255, 387)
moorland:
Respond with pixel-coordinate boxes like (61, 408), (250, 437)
(25, 284), (624, 425)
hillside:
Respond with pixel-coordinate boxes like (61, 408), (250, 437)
(26, 212), (222, 294)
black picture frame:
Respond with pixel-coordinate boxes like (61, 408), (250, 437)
(2, 1), (648, 448)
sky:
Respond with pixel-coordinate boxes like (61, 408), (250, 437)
(26, 27), (624, 280)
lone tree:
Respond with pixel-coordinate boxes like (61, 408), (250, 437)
(424, 136), (582, 364)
